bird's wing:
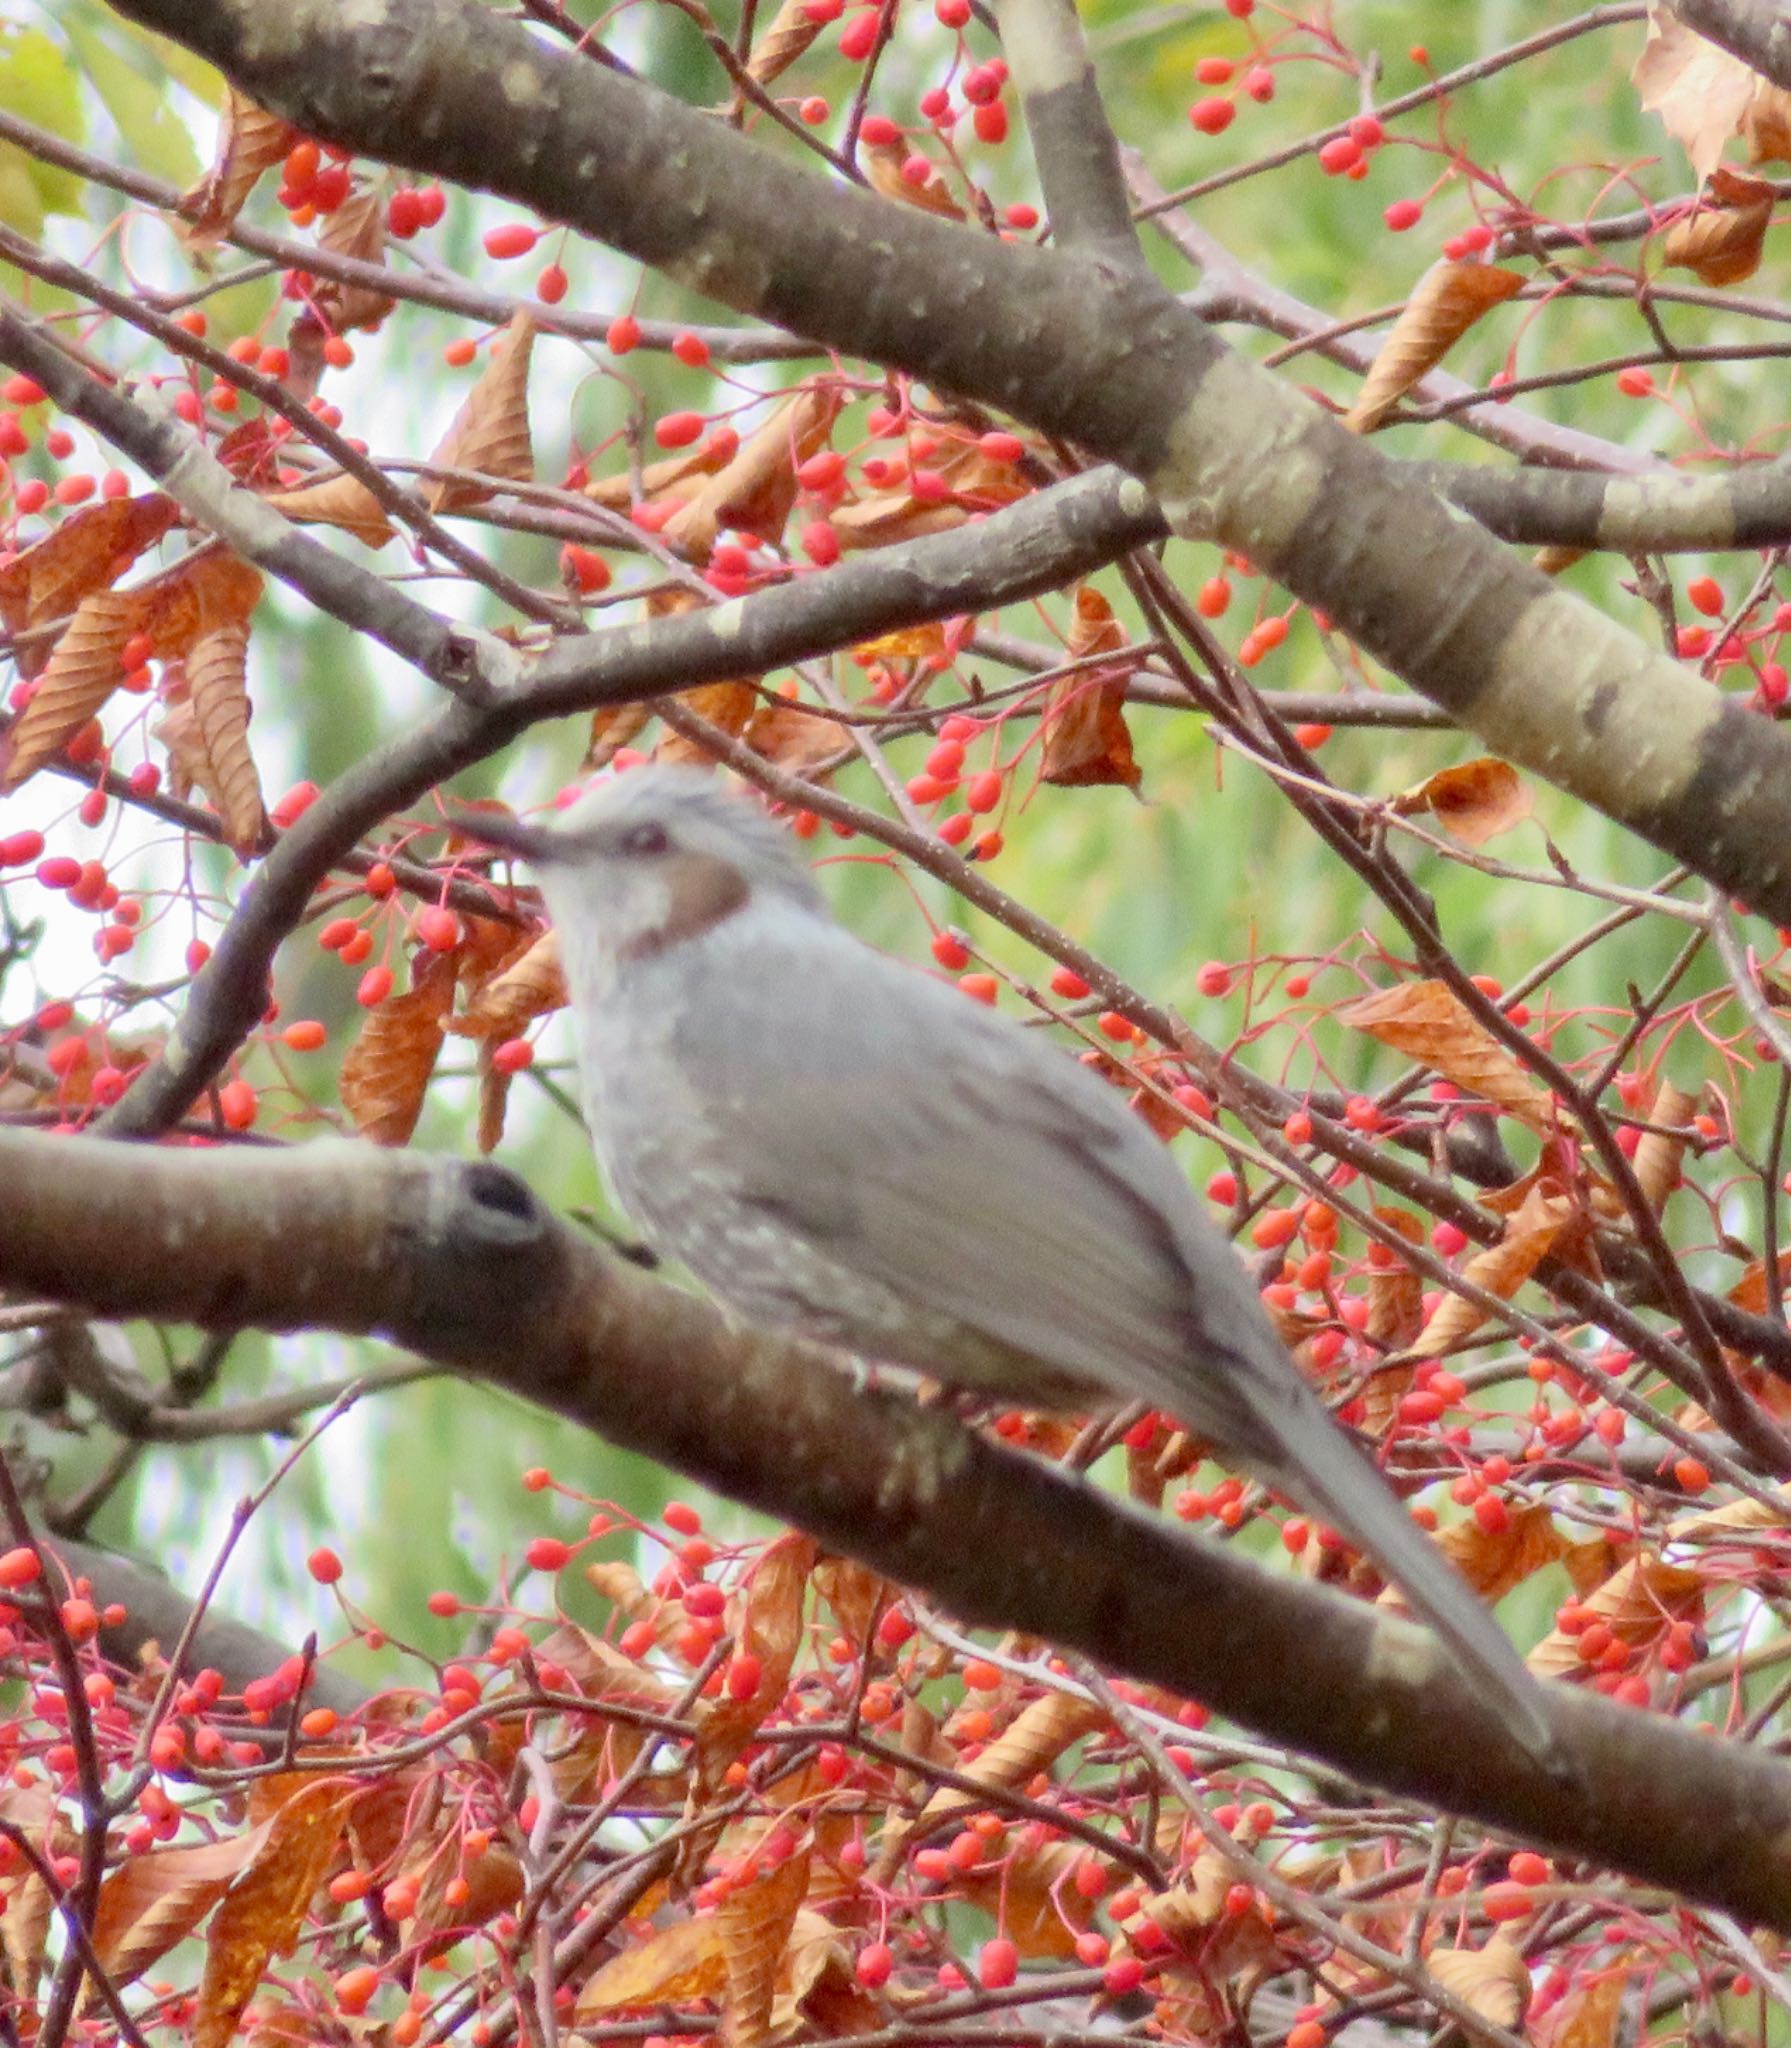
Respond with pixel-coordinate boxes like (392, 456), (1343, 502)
(671, 925), (1285, 1458)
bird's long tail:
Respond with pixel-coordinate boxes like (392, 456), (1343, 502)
(1249, 1372), (1567, 1778)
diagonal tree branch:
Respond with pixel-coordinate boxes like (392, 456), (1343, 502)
(5, 1126), (1791, 1929)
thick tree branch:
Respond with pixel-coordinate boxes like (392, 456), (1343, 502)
(5, 1127), (1791, 1929)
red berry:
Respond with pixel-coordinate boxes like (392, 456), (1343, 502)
(931, 931), (971, 970)
(417, 906), (461, 952)
(964, 770), (1002, 813)
(526, 1536), (571, 1571)
(655, 411), (705, 449)
(671, 330), (710, 367)
(218, 1079), (258, 1131)
(606, 312), (641, 354)
(1189, 95), (1235, 135)
(483, 222), (541, 259)
(1687, 574), (1724, 617)
(1383, 198), (1423, 231)
(979, 1938), (1018, 1989)
(857, 1942), (893, 1988)
(1617, 366), (1654, 398)
(1318, 135), (1362, 175)
(357, 965), (395, 1008)
(308, 1547), (343, 1584)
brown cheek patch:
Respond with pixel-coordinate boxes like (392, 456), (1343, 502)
(622, 852), (750, 961)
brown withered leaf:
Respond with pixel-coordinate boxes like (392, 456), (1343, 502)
(477, 1049), (514, 1155)
(1427, 1937), (1531, 2028)
(577, 1916), (727, 2017)
(1345, 263), (1527, 433)
(1382, 1502), (1564, 1615)
(139, 545), (264, 659)
(186, 622), (267, 857)
(339, 953), (456, 1145)
(960, 1837), (1094, 1960)
(719, 1841), (812, 2048)
(915, 1692), (1105, 1832)
(853, 620), (949, 667)
(830, 492), (969, 550)
(261, 469), (395, 546)
(1531, 1951), (1638, 2048)
(861, 138), (965, 218)
(697, 1532), (819, 1794)
(586, 441), (736, 513)
(452, 927), (565, 1040)
(1363, 1207), (1427, 1408)
(427, 309), (538, 513)
(2, 588), (147, 789)
(314, 186), (395, 332)
(1340, 979), (1553, 1129)
(91, 1827), (266, 1986)
(1040, 585), (1141, 790)
(0, 494), (178, 650)
(658, 681), (761, 767)
(1414, 1176), (1572, 1356)
(1631, 1079), (1695, 1214)
(811, 1555), (891, 1646)
(588, 700), (653, 769)
(1392, 756), (1532, 846)
(181, 87), (295, 243)
(1528, 1551), (1703, 1679)
(537, 1623), (685, 1800)
(1664, 166), (1775, 285)
(1634, 3), (1791, 178)
(745, 696), (845, 779)
(665, 386), (842, 560)
(747, 0), (825, 81)
(771, 1908), (882, 2037)
(0, 1783), (67, 2005)
(194, 1778), (356, 2048)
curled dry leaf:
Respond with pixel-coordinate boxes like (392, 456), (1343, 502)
(313, 185), (395, 332)
(862, 137), (965, 218)
(476, 1049), (513, 1155)
(426, 308), (537, 513)
(664, 385), (842, 560)
(1633, 2), (1791, 180)
(193, 1778), (356, 2048)
(91, 1828), (267, 1987)
(1340, 979), (1553, 1129)
(0, 493), (178, 660)
(2, 588), (146, 789)
(830, 490), (970, 550)
(531, 1621), (685, 1800)
(1664, 166), (1775, 285)
(261, 469), (395, 546)
(914, 1691), (1106, 1833)
(451, 926), (565, 1040)
(138, 545), (264, 659)
(185, 621), (267, 857)
(1427, 1936), (1531, 2028)
(1381, 1502), (1565, 1616)
(585, 440), (736, 512)
(1040, 585), (1142, 789)
(1358, 1207), (1426, 1433)
(1530, 1950), (1638, 2048)
(1631, 1079), (1696, 1214)
(1345, 263), (1526, 433)
(960, 1836), (1096, 1959)
(745, 696), (846, 779)
(1414, 1176), (1573, 1356)
(181, 87), (295, 243)
(718, 1838), (813, 2048)
(588, 699), (653, 769)
(696, 1531), (819, 1793)
(1392, 756), (1533, 846)
(577, 1915), (729, 2016)
(658, 680), (762, 766)
(339, 953), (456, 1146)
(1527, 1551), (1703, 1679)
(746, 0), (825, 84)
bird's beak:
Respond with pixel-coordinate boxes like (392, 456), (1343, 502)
(454, 807), (563, 866)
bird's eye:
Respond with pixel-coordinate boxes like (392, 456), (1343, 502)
(616, 821), (671, 858)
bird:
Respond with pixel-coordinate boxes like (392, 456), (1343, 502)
(468, 765), (1561, 1771)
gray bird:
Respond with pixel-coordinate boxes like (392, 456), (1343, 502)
(471, 766), (1559, 1769)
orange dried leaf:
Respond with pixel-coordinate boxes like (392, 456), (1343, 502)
(339, 954), (456, 1145)
(477, 1049), (513, 1155)
(0, 494), (178, 643)
(315, 187), (396, 332)
(92, 1828), (264, 1985)
(427, 309), (537, 512)
(186, 622), (267, 857)
(262, 471), (395, 547)
(3, 588), (147, 790)
(182, 87), (295, 242)
(1040, 676), (1140, 788)
(916, 1692), (1105, 1829)
(577, 1916), (727, 2016)
(961, 1838), (1094, 1960)
(453, 927), (565, 1039)
(665, 385), (842, 558)
(1633, 4), (1791, 178)
(658, 680), (761, 766)
(830, 491), (968, 550)
(1424, 1502), (1564, 1606)
(853, 621), (948, 666)
(719, 1843), (812, 2048)
(139, 545), (264, 659)
(698, 1532), (818, 1790)
(1427, 1937), (1531, 2028)
(1414, 1178), (1571, 1355)
(1345, 264), (1526, 433)
(1340, 980), (1553, 1128)
(194, 1779), (355, 2048)
(1664, 167), (1775, 284)
(1632, 1079), (1695, 1214)
(1528, 1552), (1703, 1679)
(1392, 756), (1533, 846)
(1532, 1954), (1638, 2048)
(585, 442), (735, 512)
(862, 138), (965, 218)
(744, 697), (845, 778)
(747, 0), (825, 81)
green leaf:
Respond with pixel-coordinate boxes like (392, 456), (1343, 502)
(63, 19), (201, 189)
(0, 25), (83, 225)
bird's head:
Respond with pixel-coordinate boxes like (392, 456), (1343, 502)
(466, 767), (827, 983)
